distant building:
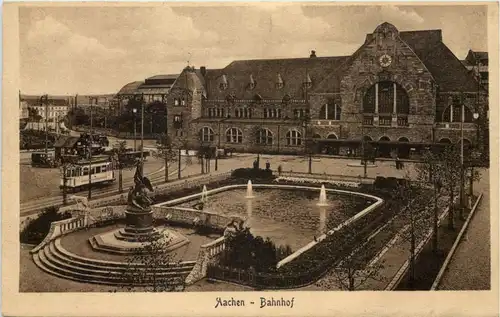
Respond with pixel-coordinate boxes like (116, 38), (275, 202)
(462, 50), (488, 91)
(19, 100), (29, 120)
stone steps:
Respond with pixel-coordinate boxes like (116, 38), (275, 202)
(32, 239), (196, 286)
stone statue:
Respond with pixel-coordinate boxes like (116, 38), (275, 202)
(127, 160), (154, 212)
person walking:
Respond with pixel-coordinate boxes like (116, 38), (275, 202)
(265, 160), (271, 170)
(395, 155), (401, 170)
(277, 164), (283, 176)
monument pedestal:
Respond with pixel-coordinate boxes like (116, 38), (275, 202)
(89, 206), (190, 255)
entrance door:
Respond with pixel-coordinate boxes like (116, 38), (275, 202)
(398, 137), (410, 158)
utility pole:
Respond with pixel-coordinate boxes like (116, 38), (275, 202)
(459, 100), (465, 219)
(88, 97), (94, 200)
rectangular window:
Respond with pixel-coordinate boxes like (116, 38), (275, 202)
(83, 167), (89, 176)
(174, 99), (179, 106)
(379, 116), (392, 126)
(95, 166), (101, 173)
(181, 99), (186, 106)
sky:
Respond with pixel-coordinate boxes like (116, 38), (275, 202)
(19, 4), (488, 95)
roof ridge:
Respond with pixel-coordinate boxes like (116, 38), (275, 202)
(226, 55), (350, 65)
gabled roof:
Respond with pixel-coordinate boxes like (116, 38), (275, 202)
(146, 74), (179, 81)
(204, 56), (350, 100)
(117, 81), (144, 95)
(54, 136), (80, 148)
(399, 31), (480, 92)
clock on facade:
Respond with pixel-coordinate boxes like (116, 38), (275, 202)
(379, 54), (392, 67)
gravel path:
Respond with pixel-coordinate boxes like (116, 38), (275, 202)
(437, 169), (490, 290)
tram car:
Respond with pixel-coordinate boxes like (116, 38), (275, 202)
(60, 156), (115, 192)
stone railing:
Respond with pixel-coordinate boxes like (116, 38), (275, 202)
(153, 206), (238, 230)
(185, 236), (226, 285)
(30, 216), (87, 254)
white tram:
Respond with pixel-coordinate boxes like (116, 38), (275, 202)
(60, 156), (115, 192)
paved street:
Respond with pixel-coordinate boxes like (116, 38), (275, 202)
(437, 169), (491, 290)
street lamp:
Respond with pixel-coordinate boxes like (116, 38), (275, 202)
(132, 108), (137, 151)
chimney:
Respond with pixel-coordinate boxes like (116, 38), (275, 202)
(310, 50), (317, 58)
(200, 66), (207, 76)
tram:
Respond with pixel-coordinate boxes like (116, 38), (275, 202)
(60, 156), (115, 192)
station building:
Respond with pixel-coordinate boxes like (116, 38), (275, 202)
(160, 22), (488, 158)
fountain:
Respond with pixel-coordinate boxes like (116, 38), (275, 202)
(245, 180), (255, 199)
(317, 185), (328, 207)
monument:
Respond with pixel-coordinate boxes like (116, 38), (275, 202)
(89, 160), (189, 254)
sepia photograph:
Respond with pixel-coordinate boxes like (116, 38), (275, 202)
(2, 2), (499, 316)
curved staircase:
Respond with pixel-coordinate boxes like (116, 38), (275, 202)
(32, 239), (196, 286)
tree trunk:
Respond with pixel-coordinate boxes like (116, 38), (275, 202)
(448, 186), (455, 230)
(348, 275), (355, 291)
(119, 168), (123, 193)
(178, 149), (181, 179)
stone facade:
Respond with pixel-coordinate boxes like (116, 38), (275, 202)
(162, 22), (488, 157)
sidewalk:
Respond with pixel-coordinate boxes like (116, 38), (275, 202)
(436, 170), (491, 290)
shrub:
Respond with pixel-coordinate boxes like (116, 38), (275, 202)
(20, 206), (72, 245)
(219, 229), (293, 273)
(231, 168), (275, 180)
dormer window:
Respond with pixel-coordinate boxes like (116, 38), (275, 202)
(303, 73), (312, 89)
(276, 73), (284, 90)
(220, 74), (228, 90)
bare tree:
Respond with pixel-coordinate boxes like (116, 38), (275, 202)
(393, 179), (434, 288)
(155, 133), (177, 183)
(117, 234), (185, 292)
(112, 140), (131, 193)
(414, 150), (445, 252)
(320, 196), (384, 291)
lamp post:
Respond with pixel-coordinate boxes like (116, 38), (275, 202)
(459, 102), (466, 220)
(140, 94), (145, 173)
(132, 108), (137, 151)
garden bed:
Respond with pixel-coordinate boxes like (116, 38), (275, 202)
(395, 198), (478, 290)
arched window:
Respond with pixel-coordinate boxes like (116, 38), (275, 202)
(363, 136), (373, 142)
(226, 128), (243, 143)
(319, 103), (341, 120)
(442, 105), (473, 123)
(286, 130), (302, 146)
(379, 136), (391, 142)
(256, 129), (273, 145)
(439, 138), (452, 144)
(200, 127), (215, 142)
(327, 133), (338, 139)
(398, 137), (410, 142)
(363, 81), (409, 114)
